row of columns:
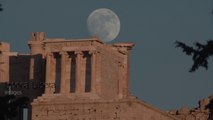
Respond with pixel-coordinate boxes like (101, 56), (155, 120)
(44, 50), (97, 94)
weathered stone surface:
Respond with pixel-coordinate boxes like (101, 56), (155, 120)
(169, 96), (213, 120)
(199, 98), (210, 109)
(178, 107), (190, 115)
(0, 32), (180, 120)
(32, 97), (178, 120)
(0, 42), (10, 83)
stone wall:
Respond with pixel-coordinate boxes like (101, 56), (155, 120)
(32, 97), (179, 120)
(99, 50), (119, 99)
(0, 33), (181, 120)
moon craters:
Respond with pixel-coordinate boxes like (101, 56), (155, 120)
(87, 8), (120, 42)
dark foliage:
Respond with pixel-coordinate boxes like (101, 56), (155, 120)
(206, 99), (213, 120)
(175, 40), (213, 72)
(206, 99), (213, 111)
(0, 4), (3, 11)
(0, 95), (29, 120)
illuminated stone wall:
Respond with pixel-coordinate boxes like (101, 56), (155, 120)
(0, 32), (181, 120)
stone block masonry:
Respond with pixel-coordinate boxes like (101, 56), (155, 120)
(0, 32), (181, 120)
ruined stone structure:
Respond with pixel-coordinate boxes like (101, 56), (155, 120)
(169, 96), (213, 120)
(0, 42), (10, 83)
(0, 32), (182, 120)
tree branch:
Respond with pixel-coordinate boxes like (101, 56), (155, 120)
(175, 40), (213, 72)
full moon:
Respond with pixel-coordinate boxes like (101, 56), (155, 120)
(87, 8), (120, 42)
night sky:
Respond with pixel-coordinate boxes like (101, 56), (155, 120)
(0, 0), (213, 110)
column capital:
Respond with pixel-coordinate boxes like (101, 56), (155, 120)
(74, 50), (83, 55)
(59, 51), (67, 55)
(89, 50), (98, 55)
(46, 52), (54, 57)
(59, 51), (69, 58)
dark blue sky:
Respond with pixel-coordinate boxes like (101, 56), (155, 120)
(0, 0), (213, 110)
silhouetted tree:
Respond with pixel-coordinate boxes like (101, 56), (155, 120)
(0, 95), (29, 120)
(0, 3), (3, 11)
(175, 10), (213, 72)
(175, 40), (213, 72)
(206, 99), (213, 120)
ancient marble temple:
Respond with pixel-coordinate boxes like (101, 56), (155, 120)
(0, 32), (179, 120)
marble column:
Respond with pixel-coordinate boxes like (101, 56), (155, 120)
(75, 51), (84, 93)
(89, 50), (97, 93)
(118, 62), (125, 98)
(59, 51), (69, 94)
(0, 54), (9, 82)
(45, 52), (54, 94)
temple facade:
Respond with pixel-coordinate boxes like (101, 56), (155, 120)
(0, 32), (180, 120)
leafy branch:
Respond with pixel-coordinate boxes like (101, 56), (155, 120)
(175, 40), (213, 72)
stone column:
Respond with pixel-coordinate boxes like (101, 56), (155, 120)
(44, 52), (55, 94)
(59, 51), (69, 94)
(0, 42), (10, 83)
(28, 32), (45, 55)
(28, 32), (45, 81)
(89, 50), (97, 93)
(75, 51), (84, 93)
(118, 61), (128, 98)
(0, 54), (9, 82)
